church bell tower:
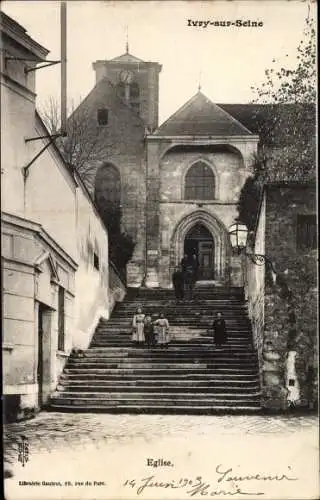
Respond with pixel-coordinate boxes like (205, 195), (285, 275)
(92, 46), (162, 132)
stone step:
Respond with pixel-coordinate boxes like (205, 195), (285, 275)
(50, 398), (261, 408)
(91, 340), (252, 348)
(67, 357), (258, 367)
(83, 347), (256, 354)
(90, 343), (253, 351)
(60, 372), (260, 381)
(52, 391), (261, 401)
(66, 362), (258, 371)
(92, 333), (252, 340)
(112, 307), (247, 313)
(80, 350), (256, 358)
(49, 404), (261, 414)
(64, 367), (257, 375)
(100, 317), (250, 322)
(58, 378), (260, 387)
(57, 384), (261, 393)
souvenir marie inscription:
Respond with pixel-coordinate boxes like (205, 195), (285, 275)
(123, 460), (298, 496)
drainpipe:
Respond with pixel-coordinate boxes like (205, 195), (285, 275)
(141, 131), (149, 288)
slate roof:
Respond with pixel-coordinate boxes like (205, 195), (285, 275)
(109, 52), (144, 63)
(153, 92), (254, 137)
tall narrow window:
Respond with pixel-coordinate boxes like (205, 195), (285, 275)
(116, 81), (140, 114)
(116, 82), (126, 99)
(130, 82), (140, 100)
(297, 214), (317, 250)
(95, 164), (121, 205)
(185, 162), (215, 200)
(57, 286), (65, 351)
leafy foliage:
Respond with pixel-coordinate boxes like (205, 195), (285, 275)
(249, 10), (316, 182)
(238, 9), (316, 226)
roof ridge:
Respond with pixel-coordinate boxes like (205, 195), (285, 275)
(153, 92), (204, 134)
(153, 91), (253, 137)
(214, 103), (253, 135)
(109, 52), (144, 63)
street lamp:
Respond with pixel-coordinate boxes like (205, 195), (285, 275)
(228, 221), (271, 267)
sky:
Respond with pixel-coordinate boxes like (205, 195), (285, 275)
(2, 0), (316, 124)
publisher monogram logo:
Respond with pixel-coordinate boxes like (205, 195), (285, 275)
(18, 435), (29, 467)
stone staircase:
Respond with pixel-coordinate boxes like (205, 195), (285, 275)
(50, 285), (262, 414)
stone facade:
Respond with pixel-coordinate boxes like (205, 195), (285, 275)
(145, 140), (258, 287)
(70, 55), (262, 289)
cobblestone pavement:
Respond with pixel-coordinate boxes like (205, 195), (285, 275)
(4, 412), (319, 500)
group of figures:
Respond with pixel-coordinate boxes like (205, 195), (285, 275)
(131, 308), (170, 348)
(131, 309), (228, 349)
(172, 253), (199, 301)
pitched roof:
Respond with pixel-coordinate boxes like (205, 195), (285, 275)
(109, 52), (144, 63)
(1, 11), (49, 60)
(218, 102), (316, 145)
(153, 92), (253, 137)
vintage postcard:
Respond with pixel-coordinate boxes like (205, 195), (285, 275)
(1, 0), (318, 499)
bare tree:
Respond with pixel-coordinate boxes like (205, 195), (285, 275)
(39, 97), (114, 189)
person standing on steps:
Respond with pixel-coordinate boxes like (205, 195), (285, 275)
(181, 253), (194, 301)
(191, 253), (199, 299)
(212, 312), (227, 348)
(154, 312), (170, 349)
(131, 307), (145, 346)
(172, 265), (184, 302)
(144, 315), (155, 348)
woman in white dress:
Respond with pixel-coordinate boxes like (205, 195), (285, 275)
(131, 307), (145, 345)
(154, 312), (170, 348)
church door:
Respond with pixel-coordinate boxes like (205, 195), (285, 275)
(198, 241), (214, 280)
(184, 224), (215, 280)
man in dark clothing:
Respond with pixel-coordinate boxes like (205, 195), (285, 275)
(180, 253), (189, 274)
(191, 253), (199, 293)
(212, 312), (227, 347)
(172, 266), (184, 301)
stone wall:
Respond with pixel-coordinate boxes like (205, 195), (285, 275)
(262, 184), (317, 410)
(244, 193), (266, 391)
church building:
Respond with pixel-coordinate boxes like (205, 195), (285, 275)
(70, 48), (261, 289)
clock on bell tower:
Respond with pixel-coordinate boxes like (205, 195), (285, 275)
(92, 51), (162, 132)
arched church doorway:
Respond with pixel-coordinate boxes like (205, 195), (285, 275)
(184, 223), (215, 280)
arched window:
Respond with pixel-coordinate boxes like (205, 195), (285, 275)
(95, 164), (121, 205)
(184, 162), (215, 200)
